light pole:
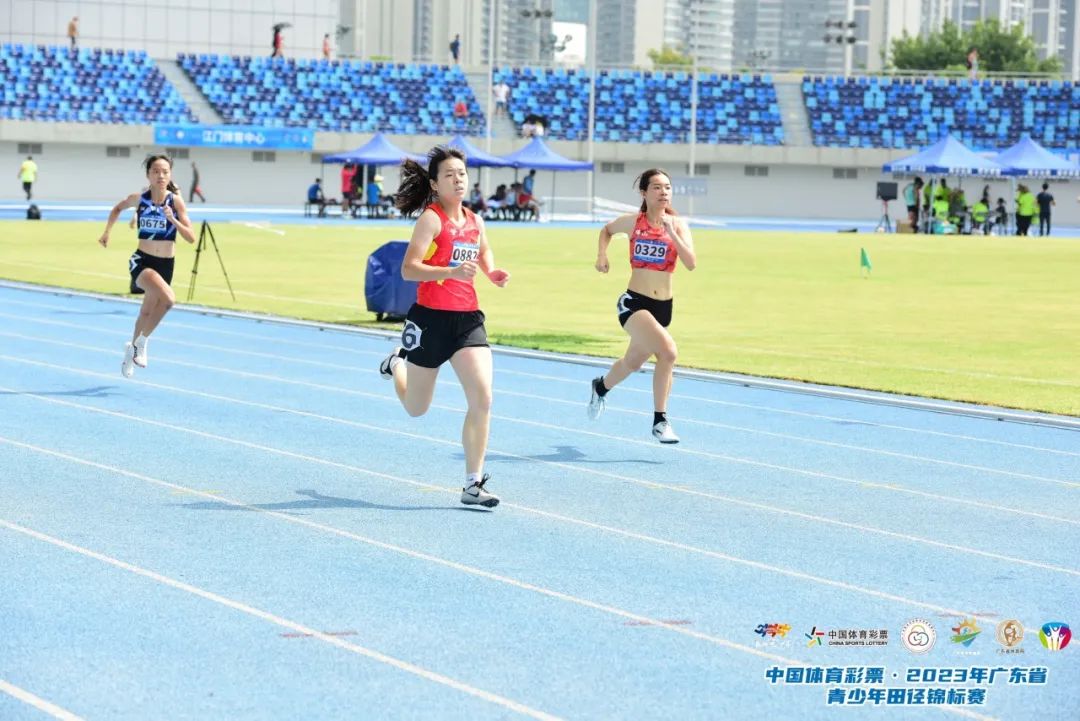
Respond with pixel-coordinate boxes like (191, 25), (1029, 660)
(521, 6), (554, 64)
(823, 19), (857, 76)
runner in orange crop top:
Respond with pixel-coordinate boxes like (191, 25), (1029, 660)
(378, 145), (510, 508)
(588, 168), (696, 443)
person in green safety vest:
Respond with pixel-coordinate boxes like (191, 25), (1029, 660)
(1015, 184), (1036, 236)
(971, 198), (989, 233)
(932, 195), (950, 232)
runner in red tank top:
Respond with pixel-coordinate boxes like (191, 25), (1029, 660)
(588, 169), (697, 443)
(378, 146), (511, 508)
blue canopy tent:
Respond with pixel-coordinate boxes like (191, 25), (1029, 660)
(498, 136), (593, 218)
(446, 134), (514, 168)
(994, 134), (1080, 178)
(883, 134), (1004, 177)
(323, 132), (426, 164)
(884, 135), (1004, 233)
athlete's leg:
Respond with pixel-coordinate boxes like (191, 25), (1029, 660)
(132, 269), (175, 341)
(388, 360), (439, 417)
(449, 346), (493, 477)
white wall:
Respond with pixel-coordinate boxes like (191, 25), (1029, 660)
(1, 0), (338, 59)
(6, 138), (1076, 226)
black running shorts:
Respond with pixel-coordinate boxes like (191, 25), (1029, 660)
(616, 289), (673, 328)
(400, 304), (489, 368)
(128, 250), (175, 294)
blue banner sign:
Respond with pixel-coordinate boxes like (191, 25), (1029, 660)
(154, 124), (314, 150)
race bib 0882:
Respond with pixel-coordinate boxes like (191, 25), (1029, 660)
(449, 241), (480, 268)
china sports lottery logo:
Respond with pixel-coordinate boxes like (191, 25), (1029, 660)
(901, 619), (937, 654)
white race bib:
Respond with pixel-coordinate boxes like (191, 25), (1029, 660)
(448, 240), (480, 268)
(632, 239), (668, 264)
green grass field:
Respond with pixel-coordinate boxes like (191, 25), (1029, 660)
(2, 219), (1078, 416)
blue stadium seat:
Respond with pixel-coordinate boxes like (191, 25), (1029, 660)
(0, 43), (195, 125)
(801, 74), (1080, 149)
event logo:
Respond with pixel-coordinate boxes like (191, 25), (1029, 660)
(805, 626), (825, 647)
(901, 619), (937, 654)
(1039, 622), (1071, 651)
(950, 618), (982, 647)
(755, 623), (792, 639)
(996, 619), (1025, 654)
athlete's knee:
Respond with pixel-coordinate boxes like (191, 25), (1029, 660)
(468, 387), (493, 414)
(403, 397), (431, 417)
(655, 342), (678, 366)
(161, 289), (176, 310)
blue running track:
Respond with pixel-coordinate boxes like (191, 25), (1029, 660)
(1, 282), (1077, 720)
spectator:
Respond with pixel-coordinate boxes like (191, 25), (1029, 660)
(453, 97), (469, 119)
(307, 178), (338, 217)
(67, 16), (78, 50)
(514, 181), (540, 221)
(18, 155), (37, 200)
(992, 197), (1008, 234)
(902, 177), (923, 232)
(966, 47), (979, 81)
(522, 169), (536, 196)
(189, 161), (206, 203)
(1037, 182), (1055, 236)
(340, 163), (359, 215)
(272, 24), (285, 58)
(449, 34), (461, 63)
(1015, 184), (1036, 236)
(468, 182), (487, 215)
(487, 183), (509, 219)
(522, 114), (546, 138)
(366, 174), (383, 218)
(492, 80), (510, 118)
(322, 33), (331, 60)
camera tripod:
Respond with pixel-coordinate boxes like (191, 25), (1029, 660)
(875, 200), (893, 233)
(187, 221), (236, 302)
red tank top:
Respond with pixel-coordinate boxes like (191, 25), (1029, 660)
(628, 213), (678, 273)
(416, 203), (481, 311)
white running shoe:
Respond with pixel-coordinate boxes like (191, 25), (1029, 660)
(461, 474), (500, 508)
(587, 376), (607, 420)
(379, 346), (404, 379)
(652, 420), (680, 444)
(121, 342), (136, 379)
(132, 334), (148, 368)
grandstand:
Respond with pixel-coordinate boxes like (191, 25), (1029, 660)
(0, 44), (195, 125)
(178, 54), (485, 136)
(802, 75), (1080, 151)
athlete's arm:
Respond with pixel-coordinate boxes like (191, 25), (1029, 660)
(475, 215), (509, 287)
(595, 213), (635, 273)
(665, 216), (696, 271)
(98, 193), (140, 247)
(167, 195), (197, 244)
(401, 209), (475, 282)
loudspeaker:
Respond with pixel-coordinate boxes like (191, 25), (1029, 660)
(876, 182), (898, 202)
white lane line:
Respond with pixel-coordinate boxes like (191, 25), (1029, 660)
(2, 347), (1076, 529)
(2, 318), (1075, 486)
(0, 261), (357, 310)
(2, 382), (1077, 581)
(0, 680), (84, 721)
(8, 325), (1073, 491)
(4, 299), (1078, 456)
(0, 435), (1045, 629)
(0, 453), (802, 668)
(0, 520), (563, 720)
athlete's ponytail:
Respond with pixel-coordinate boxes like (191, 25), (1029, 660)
(395, 145), (467, 217)
(636, 168), (677, 215)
